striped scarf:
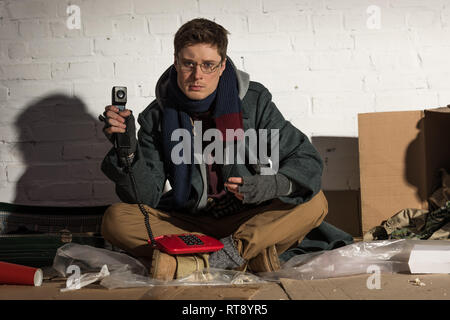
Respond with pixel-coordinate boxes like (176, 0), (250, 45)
(162, 59), (243, 209)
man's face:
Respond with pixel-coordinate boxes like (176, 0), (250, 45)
(174, 43), (226, 100)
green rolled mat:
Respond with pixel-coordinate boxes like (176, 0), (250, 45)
(0, 202), (107, 235)
(0, 202), (109, 267)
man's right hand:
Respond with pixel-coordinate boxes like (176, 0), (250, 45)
(101, 105), (137, 152)
(102, 105), (133, 144)
(102, 105), (132, 138)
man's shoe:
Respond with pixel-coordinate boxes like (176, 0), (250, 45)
(150, 249), (177, 281)
(248, 245), (281, 273)
(231, 238), (248, 272)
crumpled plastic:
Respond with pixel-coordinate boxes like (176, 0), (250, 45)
(53, 243), (148, 277)
(258, 239), (450, 281)
(53, 243), (151, 291)
(60, 264), (110, 292)
(100, 268), (267, 289)
(53, 240), (450, 290)
(52, 243), (267, 290)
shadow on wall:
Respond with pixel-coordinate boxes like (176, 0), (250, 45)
(13, 94), (118, 206)
(312, 122), (441, 237)
(404, 118), (428, 204)
(405, 113), (450, 206)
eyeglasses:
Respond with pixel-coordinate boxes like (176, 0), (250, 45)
(177, 60), (222, 74)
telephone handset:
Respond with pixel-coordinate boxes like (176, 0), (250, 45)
(111, 86), (131, 153)
(111, 86), (223, 255)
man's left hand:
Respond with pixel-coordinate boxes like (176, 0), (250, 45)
(225, 174), (291, 204)
(224, 177), (244, 201)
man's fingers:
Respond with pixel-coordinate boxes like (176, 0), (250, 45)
(225, 177), (246, 201)
(227, 177), (243, 184)
(104, 106), (131, 119)
(104, 105), (118, 116)
(102, 106), (130, 133)
(106, 117), (127, 129)
(225, 184), (245, 201)
(104, 110), (125, 123)
(234, 193), (244, 201)
(104, 126), (126, 135)
(225, 177), (244, 195)
(224, 182), (239, 193)
(101, 105), (131, 144)
(119, 109), (131, 118)
(104, 105), (122, 113)
(225, 184), (244, 200)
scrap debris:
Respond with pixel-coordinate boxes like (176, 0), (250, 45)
(409, 278), (426, 287)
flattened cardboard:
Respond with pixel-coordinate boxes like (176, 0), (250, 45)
(145, 285), (261, 300)
(1, 274), (449, 300)
(281, 274), (450, 300)
(358, 107), (450, 233)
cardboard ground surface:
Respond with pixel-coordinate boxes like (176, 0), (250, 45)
(1, 272), (448, 300)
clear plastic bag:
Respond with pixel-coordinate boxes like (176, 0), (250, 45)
(259, 239), (450, 281)
(53, 240), (450, 289)
(99, 268), (160, 289)
(52, 243), (148, 277)
(165, 268), (266, 286)
(52, 243), (266, 290)
(61, 264), (110, 292)
(100, 268), (267, 289)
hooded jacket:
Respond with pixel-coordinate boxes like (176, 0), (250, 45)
(101, 59), (323, 214)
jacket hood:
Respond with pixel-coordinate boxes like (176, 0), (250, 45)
(155, 56), (250, 107)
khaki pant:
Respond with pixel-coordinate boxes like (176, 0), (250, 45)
(101, 191), (328, 263)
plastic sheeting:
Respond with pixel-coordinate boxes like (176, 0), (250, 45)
(101, 268), (267, 289)
(52, 240), (450, 290)
(53, 243), (266, 290)
(53, 243), (148, 277)
(259, 239), (450, 281)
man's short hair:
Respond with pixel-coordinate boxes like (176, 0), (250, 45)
(174, 18), (230, 61)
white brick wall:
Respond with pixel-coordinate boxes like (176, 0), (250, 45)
(1, 0), (450, 204)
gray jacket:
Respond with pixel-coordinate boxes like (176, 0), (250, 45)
(101, 60), (323, 213)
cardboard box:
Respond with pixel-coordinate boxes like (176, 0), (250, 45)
(358, 107), (450, 233)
